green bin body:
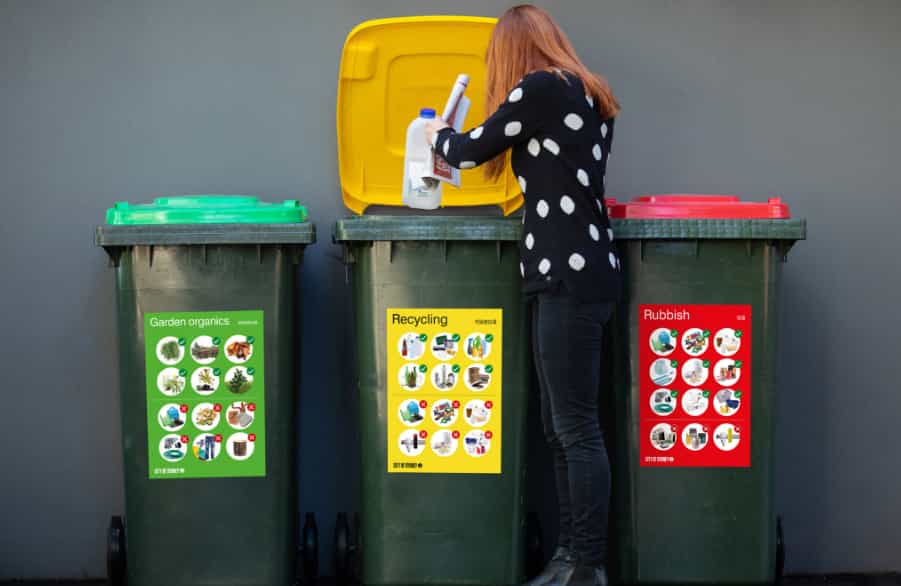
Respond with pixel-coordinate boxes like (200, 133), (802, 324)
(335, 216), (528, 586)
(96, 196), (315, 586)
(605, 196), (805, 584)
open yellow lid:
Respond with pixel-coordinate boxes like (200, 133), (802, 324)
(337, 16), (524, 215)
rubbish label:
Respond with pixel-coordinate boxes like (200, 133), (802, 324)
(641, 304), (751, 467)
(144, 310), (266, 479)
(387, 308), (502, 474)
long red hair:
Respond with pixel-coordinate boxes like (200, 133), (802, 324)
(484, 4), (620, 180)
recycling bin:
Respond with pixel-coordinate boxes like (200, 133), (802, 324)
(334, 216), (532, 585)
(96, 195), (316, 586)
(604, 195), (806, 584)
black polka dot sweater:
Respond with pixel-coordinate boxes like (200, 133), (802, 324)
(434, 69), (622, 303)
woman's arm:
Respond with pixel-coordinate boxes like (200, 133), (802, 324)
(428, 71), (554, 169)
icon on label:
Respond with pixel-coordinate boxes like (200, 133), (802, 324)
(431, 430), (459, 457)
(681, 358), (709, 387)
(464, 364), (492, 391)
(226, 401), (255, 430)
(159, 434), (187, 462)
(464, 400), (492, 427)
(650, 389), (676, 416)
(398, 364), (426, 391)
(399, 332), (426, 361)
(682, 423), (709, 451)
(398, 399), (425, 426)
(714, 423), (741, 451)
(650, 423), (677, 451)
(649, 358), (677, 386)
(681, 328), (709, 356)
(431, 399), (458, 427)
(714, 359), (741, 386)
(431, 363), (459, 391)
(224, 335), (254, 364)
(713, 389), (741, 416)
(649, 328), (676, 357)
(714, 328), (742, 357)
(399, 430), (426, 456)
(192, 434), (220, 461)
(189, 335), (220, 365)
(430, 332), (458, 361)
(224, 366), (254, 394)
(681, 389), (709, 416)
(191, 367), (219, 395)
(158, 403), (187, 431)
(157, 367), (186, 396)
(226, 432), (255, 461)
(464, 333), (492, 361)
(156, 336), (185, 366)
(463, 430), (491, 457)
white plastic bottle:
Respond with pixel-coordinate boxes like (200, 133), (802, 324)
(402, 107), (442, 210)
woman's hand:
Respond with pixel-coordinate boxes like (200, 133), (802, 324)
(425, 117), (450, 148)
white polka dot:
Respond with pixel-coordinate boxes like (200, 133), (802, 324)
(564, 113), (584, 131)
(518, 175), (527, 193)
(609, 252), (617, 269)
(542, 138), (560, 156)
(569, 253), (586, 271)
(443, 139), (449, 157)
(577, 169), (590, 186)
(607, 228), (614, 242)
(508, 87), (523, 102)
(539, 258), (551, 275)
(522, 209), (526, 224)
(596, 199), (603, 214)
(560, 195), (575, 215)
(586, 95), (594, 108)
(470, 126), (483, 139)
(536, 199), (549, 218)
(520, 262), (525, 277)
(528, 138), (540, 157)
(589, 224), (600, 241)
(460, 161), (476, 169)
(593, 144), (603, 161)
(505, 121), (522, 136)
(525, 233), (535, 250)
(601, 123), (608, 139)
(616, 257), (621, 271)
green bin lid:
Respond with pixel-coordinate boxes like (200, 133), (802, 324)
(106, 195), (308, 225)
(334, 215), (522, 242)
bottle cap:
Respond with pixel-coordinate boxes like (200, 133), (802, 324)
(420, 108), (436, 119)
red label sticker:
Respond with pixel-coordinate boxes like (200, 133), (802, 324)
(247, 403), (256, 412)
(485, 430), (493, 439)
(452, 400), (461, 409)
(485, 401), (493, 409)
(179, 405), (189, 413)
(640, 304), (752, 468)
(214, 434), (223, 443)
(180, 435), (190, 444)
(213, 404), (222, 413)
(419, 400), (428, 409)
(452, 430), (461, 439)
(248, 433), (257, 442)
(419, 430), (428, 439)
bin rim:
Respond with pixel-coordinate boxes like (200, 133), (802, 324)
(334, 215), (522, 242)
(610, 218), (806, 240)
(95, 222), (317, 247)
(105, 195), (309, 226)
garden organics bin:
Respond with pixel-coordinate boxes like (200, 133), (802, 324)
(95, 195), (316, 586)
(605, 195), (806, 584)
(334, 215), (533, 585)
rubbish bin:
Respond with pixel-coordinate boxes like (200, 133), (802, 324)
(334, 216), (534, 585)
(96, 195), (317, 586)
(604, 195), (806, 584)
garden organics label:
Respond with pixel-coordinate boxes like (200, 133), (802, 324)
(144, 310), (265, 479)
(387, 308), (502, 474)
(640, 304), (752, 468)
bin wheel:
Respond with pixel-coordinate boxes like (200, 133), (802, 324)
(335, 512), (351, 583)
(106, 515), (126, 586)
(525, 512), (543, 579)
(775, 516), (785, 583)
(298, 512), (318, 583)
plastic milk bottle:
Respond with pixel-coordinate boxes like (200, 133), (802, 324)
(402, 108), (442, 210)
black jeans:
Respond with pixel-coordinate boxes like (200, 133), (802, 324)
(532, 288), (614, 568)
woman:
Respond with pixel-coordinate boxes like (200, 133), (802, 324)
(425, 5), (621, 586)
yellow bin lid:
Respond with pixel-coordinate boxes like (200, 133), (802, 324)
(336, 16), (524, 215)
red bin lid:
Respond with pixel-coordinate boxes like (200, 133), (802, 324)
(606, 195), (791, 219)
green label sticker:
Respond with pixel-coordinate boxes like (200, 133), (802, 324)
(671, 390), (679, 398)
(452, 333), (461, 342)
(418, 364), (428, 373)
(419, 333), (428, 342)
(702, 360), (710, 368)
(451, 364), (461, 373)
(735, 330), (743, 338)
(485, 365), (494, 374)
(735, 360), (743, 368)
(734, 391), (743, 398)
(702, 330), (710, 338)
(670, 329), (679, 337)
(485, 334), (494, 343)
(671, 360), (679, 368)
(702, 390), (710, 398)
(144, 310), (266, 480)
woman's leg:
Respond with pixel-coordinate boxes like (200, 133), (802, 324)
(535, 292), (613, 568)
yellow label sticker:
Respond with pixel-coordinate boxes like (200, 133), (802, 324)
(387, 308), (502, 474)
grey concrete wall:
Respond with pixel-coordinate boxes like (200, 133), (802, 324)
(1, 0), (899, 578)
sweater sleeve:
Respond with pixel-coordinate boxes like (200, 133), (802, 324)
(433, 71), (555, 169)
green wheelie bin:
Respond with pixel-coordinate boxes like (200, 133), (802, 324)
(96, 195), (317, 586)
(334, 216), (534, 585)
(604, 195), (806, 584)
